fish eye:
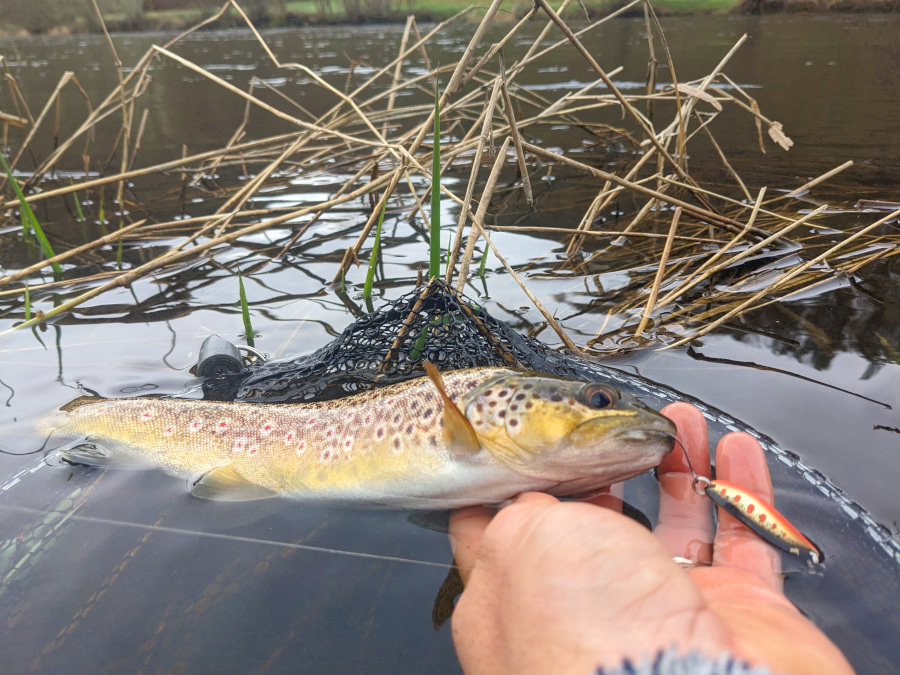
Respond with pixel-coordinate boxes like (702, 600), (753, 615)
(580, 384), (615, 409)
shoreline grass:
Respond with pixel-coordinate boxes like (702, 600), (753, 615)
(0, 0), (893, 38)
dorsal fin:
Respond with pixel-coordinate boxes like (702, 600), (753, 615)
(59, 395), (105, 413)
(191, 465), (279, 501)
(423, 362), (480, 457)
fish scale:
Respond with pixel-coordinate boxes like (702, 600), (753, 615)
(48, 367), (675, 509)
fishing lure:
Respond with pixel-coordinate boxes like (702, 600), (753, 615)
(672, 437), (822, 568)
(694, 475), (822, 567)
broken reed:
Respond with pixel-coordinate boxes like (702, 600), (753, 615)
(1, 0), (897, 348)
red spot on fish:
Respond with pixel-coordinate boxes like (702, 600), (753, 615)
(296, 442), (306, 453)
(218, 421), (228, 431)
(308, 419), (317, 426)
(261, 423), (274, 436)
(190, 420), (203, 431)
(323, 451), (331, 460)
(345, 440), (352, 448)
(747, 504), (755, 514)
(163, 426), (174, 436)
(141, 412), (153, 421)
(387, 399), (394, 406)
(285, 432), (295, 443)
(97, 407), (106, 414)
(770, 522), (778, 530)
(733, 494), (741, 503)
(326, 430), (333, 438)
(758, 513), (767, 523)
(233, 439), (246, 452)
(249, 447), (258, 455)
(719, 488), (728, 497)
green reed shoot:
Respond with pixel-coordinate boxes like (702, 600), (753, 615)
(98, 190), (108, 235)
(363, 198), (387, 299)
(73, 192), (86, 223)
(478, 247), (489, 277)
(429, 78), (441, 280)
(1, 154), (62, 276)
(238, 269), (255, 348)
(24, 281), (31, 321)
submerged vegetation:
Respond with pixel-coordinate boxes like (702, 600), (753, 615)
(0, 0), (898, 355)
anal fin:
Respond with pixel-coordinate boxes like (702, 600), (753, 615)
(191, 465), (279, 502)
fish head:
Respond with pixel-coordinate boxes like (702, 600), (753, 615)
(465, 373), (675, 486)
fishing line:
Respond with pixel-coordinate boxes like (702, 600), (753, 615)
(0, 502), (455, 570)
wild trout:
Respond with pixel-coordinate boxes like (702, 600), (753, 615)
(45, 366), (675, 509)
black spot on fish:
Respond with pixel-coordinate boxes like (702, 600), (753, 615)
(498, 410), (506, 418)
(423, 408), (433, 418)
(551, 394), (563, 402)
(376, 427), (385, 438)
(484, 390), (493, 396)
(411, 401), (419, 410)
(515, 393), (526, 401)
(393, 414), (401, 424)
(498, 390), (509, 397)
(525, 401), (534, 409)
(510, 404), (518, 411)
(405, 424), (414, 434)
(488, 400), (497, 407)
(393, 438), (401, 449)
(523, 384), (533, 390)
(567, 398), (575, 406)
(509, 419), (519, 427)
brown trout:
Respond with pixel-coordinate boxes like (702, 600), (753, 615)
(45, 366), (675, 509)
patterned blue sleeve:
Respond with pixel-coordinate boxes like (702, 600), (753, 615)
(596, 649), (774, 675)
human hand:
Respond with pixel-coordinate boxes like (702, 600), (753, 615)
(448, 402), (854, 675)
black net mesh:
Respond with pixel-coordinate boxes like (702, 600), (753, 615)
(231, 278), (584, 403)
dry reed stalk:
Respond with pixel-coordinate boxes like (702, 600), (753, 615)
(775, 160), (856, 202)
(332, 164), (409, 284)
(456, 137), (513, 290)
(498, 52), (533, 209)
(0, 220), (148, 288)
(2, 170), (403, 336)
(534, 0), (716, 213)
(467, 218), (580, 352)
(663, 207), (900, 349)
(491, 226), (719, 244)
(445, 80), (503, 285)
(0, 134), (304, 211)
(695, 113), (752, 203)
(521, 142), (748, 234)
(651, 199), (825, 311)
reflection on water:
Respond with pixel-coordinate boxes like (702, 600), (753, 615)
(1, 15), (899, 674)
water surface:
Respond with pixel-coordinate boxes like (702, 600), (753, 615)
(1, 15), (899, 673)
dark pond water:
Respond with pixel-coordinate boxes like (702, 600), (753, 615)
(1, 14), (899, 674)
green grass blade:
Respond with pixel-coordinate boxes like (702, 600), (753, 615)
(24, 281), (31, 321)
(238, 269), (255, 348)
(363, 198), (387, 299)
(1, 154), (62, 276)
(429, 77), (441, 280)
(73, 191), (86, 222)
(478, 246), (489, 277)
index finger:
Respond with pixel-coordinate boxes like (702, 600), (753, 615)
(655, 403), (714, 564)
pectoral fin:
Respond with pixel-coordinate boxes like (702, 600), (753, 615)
(423, 362), (480, 458)
(191, 465), (278, 501)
